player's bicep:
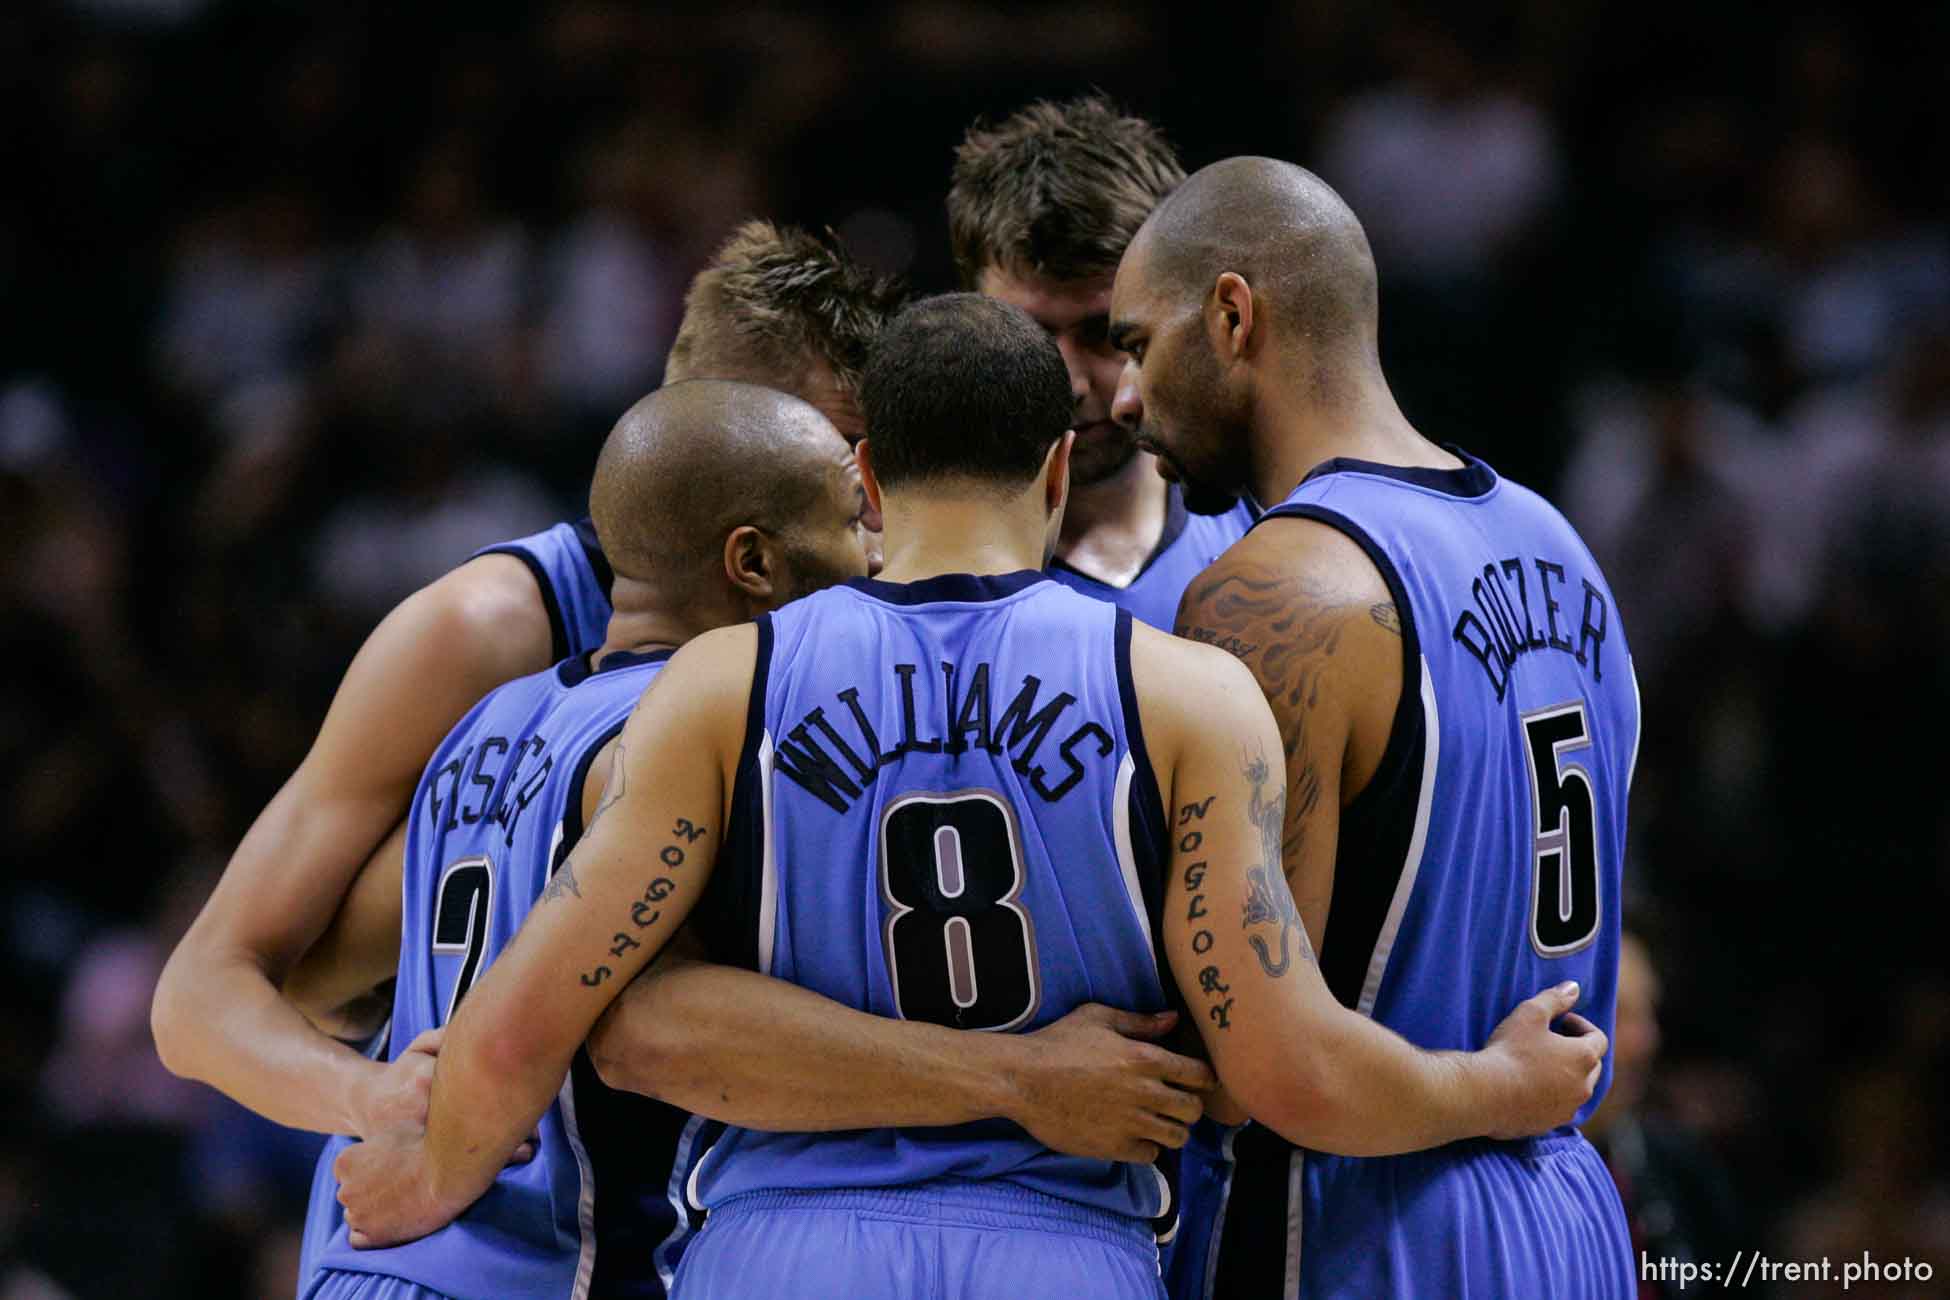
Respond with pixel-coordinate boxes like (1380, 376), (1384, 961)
(444, 632), (751, 1064)
(198, 556), (554, 969)
(1161, 671), (1311, 1031)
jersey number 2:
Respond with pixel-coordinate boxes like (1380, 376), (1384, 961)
(432, 855), (493, 1022)
(1522, 705), (1601, 957)
(880, 792), (1041, 1031)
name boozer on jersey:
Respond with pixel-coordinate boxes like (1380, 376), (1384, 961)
(1202, 451), (1638, 1300)
(673, 572), (1176, 1300)
(1047, 488), (1256, 631)
(308, 647), (698, 1300)
(298, 518), (617, 1297)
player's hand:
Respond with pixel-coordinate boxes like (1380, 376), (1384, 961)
(1009, 1005), (1214, 1163)
(1480, 981), (1609, 1140)
(350, 1027), (442, 1140)
(335, 1125), (462, 1250)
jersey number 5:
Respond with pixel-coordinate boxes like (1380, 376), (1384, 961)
(879, 791), (1041, 1032)
(432, 855), (494, 1022)
(1522, 705), (1601, 957)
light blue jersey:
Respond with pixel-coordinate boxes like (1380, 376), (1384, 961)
(1207, 449), (1637, 1299)
(686, 571), (1176, 1238)
(298, 519), (615, 1299)
(1048, 489), (1255, 631)
(475, 517), (615, 663)
(309, 647), (690, 1300)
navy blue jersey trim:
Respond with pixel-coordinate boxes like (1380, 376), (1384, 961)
(1250, 505), (1427, 1013)
(1114, 608), (1171, 913)
(555, 716), (631, 868)
(1047, 483), (1190, 588)
(845, 570), (1047, 606)
(573, 514), (615, 599)
(693, 616), (774, 971)
(1289, 445), (1496, 501)
(481, 545), (570, 665)
(557, 645), (676, 688)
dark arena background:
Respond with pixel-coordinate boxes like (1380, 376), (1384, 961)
(3, 2), (1947, 1296)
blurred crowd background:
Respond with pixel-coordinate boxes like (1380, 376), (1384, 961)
(3, 1), (1948, 1296)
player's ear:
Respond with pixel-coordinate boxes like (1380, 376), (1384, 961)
(855, 438), (886, 525)
(1211, 272), (1256, 361)
(1043, 430), (1075, 517)
(723, 525), (777, 602)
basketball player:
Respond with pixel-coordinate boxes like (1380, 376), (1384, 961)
(333, 296), (1608, 1298)
(951, 96), (1255, 629)
(154, 223), (1206, 1298)
(301, 379), (870, 1300)
(1110, 158), (1639, 1297)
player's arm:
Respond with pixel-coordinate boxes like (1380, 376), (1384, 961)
(588, 945), (1211, 1162)
(336, 624), (754, 1249)
(1138, 628), (1606, 1155)
(1172, 521), (1402, 948)
(282, 819), (407, 1042)
(151, 555), (554, 1136)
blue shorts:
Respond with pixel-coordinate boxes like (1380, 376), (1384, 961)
(1161, 1119), (1240, 1300)
(303, 1269), (454, 1300)
(672, 1180), (1165, 1300)
(1214, 1127), (1633, 1299)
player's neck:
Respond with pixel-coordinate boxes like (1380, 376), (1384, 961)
(874, 493), (1051, 584)
(1249, 366), (1459, 506)
(1052, 451), (1170, 583)
(595, 575), (729, 662)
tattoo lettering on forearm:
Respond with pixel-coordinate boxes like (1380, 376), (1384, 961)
(1177, 794), (1232, 1029)
(575, 814), (711, 990)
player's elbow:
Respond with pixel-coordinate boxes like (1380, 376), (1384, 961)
(585, 998), (684, 1099)
(149, 952), (204, 1081)
(1228, 1054), (1378, 1156)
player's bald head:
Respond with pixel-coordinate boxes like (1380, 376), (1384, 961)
(590, 379), (851, 589)
(1132, 157), (1379, 364)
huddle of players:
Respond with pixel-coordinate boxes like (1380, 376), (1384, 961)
(154, 97), (1636, 1299)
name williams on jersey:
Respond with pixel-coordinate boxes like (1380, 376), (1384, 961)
(773, 661), (1113, 813)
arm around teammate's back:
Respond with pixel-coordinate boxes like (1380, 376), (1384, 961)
(1133, 627), (1607, 1156)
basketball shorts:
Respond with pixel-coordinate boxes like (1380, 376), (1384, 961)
(304, 1269), (455, 1300)
(671, 1179), (1165, 1300)
(1213, 1126), (1633, 1298)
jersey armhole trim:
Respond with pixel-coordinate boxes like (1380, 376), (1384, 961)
(1115, 608), (1174, 992)
(572, 515), (615, 601)
(556, 714), (630, 871)
(476, 545), (570, 665)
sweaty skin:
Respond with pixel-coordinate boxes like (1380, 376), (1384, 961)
(333, 596), (1604, 1248)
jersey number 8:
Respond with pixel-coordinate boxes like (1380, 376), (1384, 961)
(879, 791), (1042, 1032)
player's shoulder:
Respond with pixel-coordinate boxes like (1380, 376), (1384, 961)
(1176, 510), (1391, 634)
(421, 550), (555, 643)
(1127, 619), (1264, 723)
(662, 622), (762, 702)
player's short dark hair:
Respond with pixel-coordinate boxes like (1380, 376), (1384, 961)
(665, 220), (906, 394)
(861, 294), (1072, 492)
(947, 95), (1185, 288)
